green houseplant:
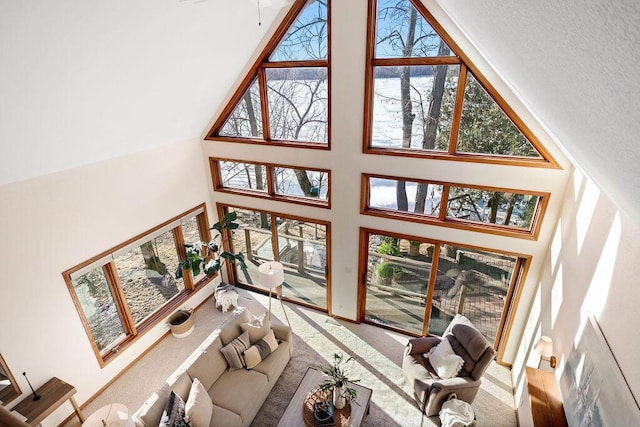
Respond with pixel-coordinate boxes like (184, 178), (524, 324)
(319, 353), (359, 410)
(175, 211), (247, 279)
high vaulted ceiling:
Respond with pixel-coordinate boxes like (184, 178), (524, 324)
(1, 0), (639, 216)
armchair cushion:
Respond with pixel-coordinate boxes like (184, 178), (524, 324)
(425, 338), (464, 379)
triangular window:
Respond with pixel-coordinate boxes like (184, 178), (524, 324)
(207, 0), (329, 146)
(365, 0), (557, 166)
(270, 0), (328, 61)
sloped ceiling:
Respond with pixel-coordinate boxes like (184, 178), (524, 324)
(435, 0), (640, 217)
(2, 0), (639, 218)
(0, 0), (287, 186)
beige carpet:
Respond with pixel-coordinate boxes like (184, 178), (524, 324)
(64, 288), (516, 427)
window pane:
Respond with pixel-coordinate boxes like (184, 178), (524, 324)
(375, 0), (454, 58)
(275, 218), (327, 309)
(371, 65), (458, 151)
(428, 247), (516, 343)
(219, 161), (268, 192)
(72, 268), (126, 352)
(457, 73), (541, 158)
(273, 167), (329, 201)
(231, 208), (274, 286)
(266, 67), (328, 143)
(364, 234), (434, 334)
(270, 0), (327, 61)
(219, 79), (262, 139)
(369, 177), (442, 215)
(114, 231), (185, 324)
(181, 215), (206, 282)
(447, 186), (539, 230)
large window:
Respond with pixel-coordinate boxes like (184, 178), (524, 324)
(364, 0), (558, 167)
(220, 204), (330, 311)
(63, 205), (212, 367)
(362, 174), (549, 239)
(211, 158), (330, 208)
(359, 228), (524, 347)
(207, 0), (329, 148)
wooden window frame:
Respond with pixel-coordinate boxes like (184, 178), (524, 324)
(356, 227), (529, 357)
(206, 0), (332, 150)
(62, 204), (214, 367)
(217, 203), (332, 314)
(361, 173), (550, 240)
(210, 157), (331, 209)
(363, 0), (561, 169)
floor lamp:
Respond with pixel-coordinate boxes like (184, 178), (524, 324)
(258, 261), (291, 328)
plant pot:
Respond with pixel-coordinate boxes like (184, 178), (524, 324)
(168, 309), (194, 338)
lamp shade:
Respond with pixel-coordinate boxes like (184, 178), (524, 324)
(534, 336), (553, 357)
(258, 261), (284, 290)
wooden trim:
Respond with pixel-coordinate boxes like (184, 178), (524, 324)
(492, 257), (524, 350)
(258, 68), (270, 142)
(371, 56), (461, 66)
(362, 173), (550, 239)
(421, 243), (440, 336)
(496, 256), (532, 363)
(361, 0), (377, 156)
(356, 228), (370, 322)
(262, 60), (328, 68)
(449, 63), (468, 154)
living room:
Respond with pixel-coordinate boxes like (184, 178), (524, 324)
(1, 0), (639, 426)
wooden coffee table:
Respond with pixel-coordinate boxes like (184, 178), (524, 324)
(277, 367), (372, 427)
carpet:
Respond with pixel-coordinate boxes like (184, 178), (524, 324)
(64, 288), (516, 427)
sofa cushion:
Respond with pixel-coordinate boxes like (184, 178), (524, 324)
(159, 391), (188, 427)
(137, 371), (192, 427)
(220, 330), (250, 370)
(208, 369), (269, 422)
(219, 308), (252, 346)
(240, 312), (271, 345)
(251, 342), (289, 382)
(186, 337), (227, 389)
(185, 378), (213, 427)
(244, 329), (278, 370)
(209, 404), (242, 427)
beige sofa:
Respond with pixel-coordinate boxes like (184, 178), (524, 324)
(132, 307), (292, 427)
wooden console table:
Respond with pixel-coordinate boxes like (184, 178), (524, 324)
(525, 367), (567, 427)
(12, 377), (84, 426)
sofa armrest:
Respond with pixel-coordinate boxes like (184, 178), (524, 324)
(424, 376), (482, 416)
(407, 336), (441, 356)
(271, 323), (292, 344)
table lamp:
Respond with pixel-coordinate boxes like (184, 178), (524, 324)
(534, 335), (557, 369)
(258, 261), (291, 327)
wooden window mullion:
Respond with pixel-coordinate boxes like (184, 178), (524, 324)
(174, 226), (193, 290)
(449, 63), (468, 155)
(104, 261), (137, 336)
(266, 166), (276, 196)
(259, 67), (270, 141)
(421, 244), (441, 336)
(439, 186), (451, 221)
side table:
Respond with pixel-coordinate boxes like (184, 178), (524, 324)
(12, 377), (84, 426)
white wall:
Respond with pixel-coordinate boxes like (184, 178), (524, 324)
(0, 139), (214, 426)
(0, 0), (285, 187)
(512, 167), (640, 420)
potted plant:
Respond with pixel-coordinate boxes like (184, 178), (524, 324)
(376, 262), (399, 286)
(175, 211), (247, 280)
(408, 240), (421, 256)
(319, 353), (359, 410)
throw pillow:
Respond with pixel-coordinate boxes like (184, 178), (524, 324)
(243, 329), (279, 369)
(240, 312), (270, 345)
(219, 330), (250, 370)
(425, 338), (464, 379)
(184, 378), (213, 427)
(159, 391), (189, 427)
